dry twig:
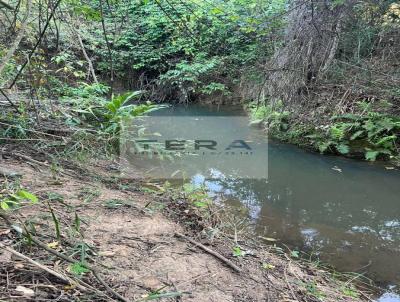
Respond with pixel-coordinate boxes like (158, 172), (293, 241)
(0, 243), (87, 291)
(175, 232), (242, 273)
(0, 212), (129, 302)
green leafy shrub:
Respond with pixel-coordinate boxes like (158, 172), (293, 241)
(0, 104), (32, 140)
(0, 48), (17, 86)
(101, 91), (164, 134)
(182, 183), (212, 208)
(249, 100), (290, 132)
(89, 0), (286, 100)
(62, 82), (110, 99)
(60, 83), (165, 135)
(159, 56), (226, 101)
(307, 101), (400, 160)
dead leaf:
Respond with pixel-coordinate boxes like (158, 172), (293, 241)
(15, 286), (35, 297)
(64, 284), (77, 291)
(98, 251), (115, 257)
(0, 229), (10, 236)
(262, 262), (276, 270)
(47, 241), (59, 249)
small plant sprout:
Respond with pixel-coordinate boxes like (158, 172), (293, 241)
(69, 262), (90, 276)
(290, 250), (300, 259)
(232, 246), (247, 257)
(182, 183), (212, 208)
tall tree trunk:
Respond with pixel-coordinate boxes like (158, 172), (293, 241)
(261, 0), (349, 105)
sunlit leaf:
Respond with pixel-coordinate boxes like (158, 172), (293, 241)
(17, 190), (38, 203)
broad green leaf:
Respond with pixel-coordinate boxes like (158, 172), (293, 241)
(350, 130), (364, 140)
(318, 142), (331, 153)
(17, 190), (38, 203)
(0, 201), (10, 210)
(210, 7), (223, 14)
(375, 135), (396, 147)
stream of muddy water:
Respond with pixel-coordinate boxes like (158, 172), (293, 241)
(126, 104), (400, 301)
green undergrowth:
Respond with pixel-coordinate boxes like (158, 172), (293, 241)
(58, 83), (164, 135)
(0, 82), (165, 161)
(248, 100), (400, 164)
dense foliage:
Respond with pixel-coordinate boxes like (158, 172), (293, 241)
(83, 0), (286, 101)
(1, 0), (400, 162)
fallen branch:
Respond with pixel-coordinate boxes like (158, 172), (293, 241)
(0, 213), (129, 302)
(10, 152), (76, 178)
(11, 152), (51, 168)
(75, 29), (99, 84)
(174, 232), (242, 273)
(0, 121), (67, 139)
(92, 270), (128, 302)
(0, 243), (86, 291)
(283, 262), (298, 301)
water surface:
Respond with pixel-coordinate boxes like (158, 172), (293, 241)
(144, 104), (400, 299)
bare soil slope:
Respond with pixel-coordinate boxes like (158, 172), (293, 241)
(0, 154), (370, 301)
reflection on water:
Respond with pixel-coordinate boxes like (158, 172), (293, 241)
(147, 105), (400, 298)
(197, 141), (400, 289)
(378, 293), (400, 302)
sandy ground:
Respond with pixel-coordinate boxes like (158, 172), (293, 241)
(0, 155), (370, 302)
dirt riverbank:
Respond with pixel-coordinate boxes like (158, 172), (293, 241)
(0, 145), (374, 302)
